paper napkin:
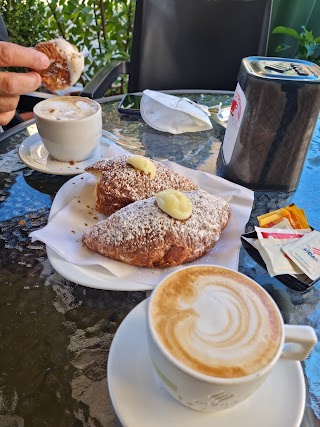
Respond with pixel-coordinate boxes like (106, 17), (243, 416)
(30, 143), (254, 287)
(140, 89), (213, 134)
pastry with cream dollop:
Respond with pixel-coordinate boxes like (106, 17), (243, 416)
(85, 155), (198, 216)
(82, 190), (231, 268)
(34, 38), (84, 93)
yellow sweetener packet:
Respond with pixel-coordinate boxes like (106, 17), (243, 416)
(286, 204), (309, 229)
(258, 209), (291, 228)
(258, 204), (310, 230)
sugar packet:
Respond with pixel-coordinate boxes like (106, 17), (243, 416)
(257, 203), (310, 229)
(282, 230), (320, 281)
(255, 227), (309, 240)
(254, 238), (304, 277)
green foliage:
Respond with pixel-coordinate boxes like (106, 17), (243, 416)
(0, 0), (135, 94)
(0, 0), (51, 46)
(272, 25), (320, 65)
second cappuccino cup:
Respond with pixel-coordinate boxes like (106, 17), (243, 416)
(147, 265), (317, 412)
(33, 96), (102, 162)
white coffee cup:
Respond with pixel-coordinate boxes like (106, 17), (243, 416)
(147, 265), (317, 412)
(33, 96), (102, 162)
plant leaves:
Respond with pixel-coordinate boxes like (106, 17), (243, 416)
(272, 26), (301, 40)
(300, 26), (314, 42)
(275, 44), (292, 53)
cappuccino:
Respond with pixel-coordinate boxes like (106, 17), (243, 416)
(148, 265), (316, 412)
(150, 266), (282, 378)
(34, 96), (99, 121)
(34, 96), (102, 162)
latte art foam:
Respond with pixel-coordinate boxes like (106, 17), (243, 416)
(151, 266), (282, 378)
(35, 97), (99, 121)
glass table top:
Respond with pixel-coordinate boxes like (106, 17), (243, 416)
(0, 90), (319, 426)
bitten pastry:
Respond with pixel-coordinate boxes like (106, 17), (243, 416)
(85, 155), (198, 216)
(34, 39), (84, 93)
(82, 190), (231, 268)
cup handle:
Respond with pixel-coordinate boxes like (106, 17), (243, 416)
(281, 325), (317, 361)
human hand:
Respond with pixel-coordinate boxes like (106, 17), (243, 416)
(0, 42), (50, 126)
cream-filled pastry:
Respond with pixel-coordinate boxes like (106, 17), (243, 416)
(82, 190), (231, 268)
(85, 155), (198, 216)
(34, 38), (84, 93)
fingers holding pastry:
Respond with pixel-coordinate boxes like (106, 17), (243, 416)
(0, 92), (20, 125)
(0, 42), (50, 126)
(0, 42), (50, 70)
(0, 71), (43, 125)
(0, 70), (42, 96)
(0, 110), (16, 126)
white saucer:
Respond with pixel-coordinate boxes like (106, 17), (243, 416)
(18, 132), (112, 175)
(217, 106), (231, 123)
(108, 300), (306, 427)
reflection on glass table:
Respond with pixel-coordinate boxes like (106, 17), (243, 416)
(0, 90), (319, 427)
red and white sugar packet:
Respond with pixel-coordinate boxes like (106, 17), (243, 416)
(255, 226), (310, 240)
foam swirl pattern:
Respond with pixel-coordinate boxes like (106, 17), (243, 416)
(151, 266), (282, 378)
(35, 98), (99, 121)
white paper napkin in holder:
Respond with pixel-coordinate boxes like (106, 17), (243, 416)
(140, 89), (213, 134)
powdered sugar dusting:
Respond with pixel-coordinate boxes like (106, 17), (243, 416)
(85, 155), (198, 215)
(83, 190), (231, 268)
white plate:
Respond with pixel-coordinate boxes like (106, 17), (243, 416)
(47, 247), (152, 291)
(43, 144), (253, 292)
(47, 173), (153, 291)
(108, 300), (306, 427)
(19, 132), (112, 175)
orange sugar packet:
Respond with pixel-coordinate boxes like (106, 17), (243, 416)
(286, 204), (309, 229)
(257, 203), (310, 230)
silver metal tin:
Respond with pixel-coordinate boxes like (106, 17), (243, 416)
(242, 56), (320, 82)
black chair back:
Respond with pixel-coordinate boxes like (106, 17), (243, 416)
(128, 0), (272, 92)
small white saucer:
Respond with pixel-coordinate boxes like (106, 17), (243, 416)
(217, 106), (231, 123)
(18, 132), (112, 175)
(108, 300), (306, 427)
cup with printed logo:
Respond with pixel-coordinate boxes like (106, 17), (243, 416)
(147, 265), (317, 412)
(33, 96), (102, 162)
